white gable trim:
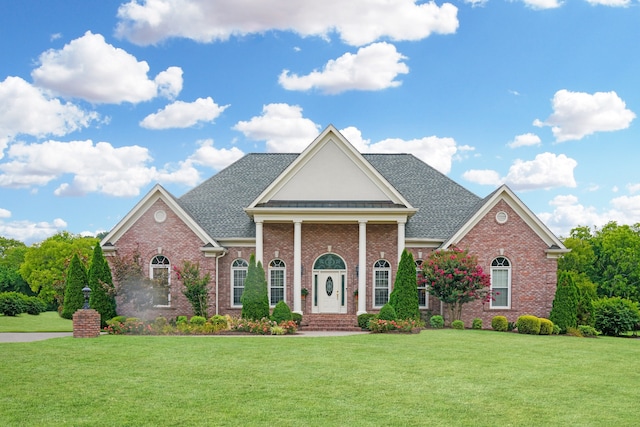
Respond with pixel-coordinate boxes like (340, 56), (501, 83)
(247, 125), (413, 209)
(442, 185), (568, 256)
(100, 184), (223, 253)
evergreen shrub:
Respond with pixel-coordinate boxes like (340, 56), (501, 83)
(358, 313), (376, 329)
(209, 315), (229, 331)
(271, 300), (293, 323)
(61, 253), (88, 319)
(291, 312), (302, 326)
(19, 294), (46, 315)
(593, 297), (640, 336)
(549, 271), (579, 333)
(0, 292), (26, 316)
(452, 320), (464, 330)
(539, 318), (554, 335)
(241, 255), (270, 320)
(176, 315), (187, 324)
(472, 318), (482, 329)
(88, 244), (117, 327)
(491, 315), (508, 332)
(189, 316), (206, 326)
(388, 250), (419, 320)
(429, 315), (444, 329)
(516, 315), (541, 335)
(378, 303), (397, 321)
(578, 325), (598, 337)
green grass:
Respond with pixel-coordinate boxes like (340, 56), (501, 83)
(0, 311), (73, 332)
(0, 330), (638, 426)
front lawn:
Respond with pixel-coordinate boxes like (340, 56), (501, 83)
(0, 330), (637, 426)
(0, 311), (72, 332)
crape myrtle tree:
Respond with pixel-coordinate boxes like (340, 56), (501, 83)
(388, 249), (420, 320)
(111, 249), (156, 315)
(422, 247), (491, 324)
(61, 253), (89, 319)
(241, 254), (269, 320)
(88, 244), (117, 327)
(549, 270), (579, 333)
(174, 260), (211, 318)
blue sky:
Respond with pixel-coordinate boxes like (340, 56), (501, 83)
(0, 0), (638, 244)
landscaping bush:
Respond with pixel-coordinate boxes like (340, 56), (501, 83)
(452, 320), (464, 330)
(358, 313), (376, 329)
(378, 303), (397, 321)
(209, 315), (229, 331)
(472, 318), (482, 330)
(578, 325), (598, 337)
(516, 315), (541, 335)
(23, 296), (47, 315)
(388, 250), (420, 320)
(593, 297), (640, 337)
(0, 292), (26, 316)
(110, 315), (127, 323)
(176, 315), (187, 325)
(368, 318), (422, 333)
(549, 271), (578, 334)
(539, 318), (554, 335)
(240, 255), (270, 320)
(491, 315), (508, 332)
(429, 315), (444, 329)
(271, 300), (293, 323)
(552, 324), (561, 335)
(291, 312), (302, 327)
(189, 315), (206, 326)
(566, 327), (583, 338)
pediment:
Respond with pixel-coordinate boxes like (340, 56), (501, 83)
(248, 125), (412, 209)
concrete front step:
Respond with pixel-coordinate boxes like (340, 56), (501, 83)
(301, 314), (361, 331)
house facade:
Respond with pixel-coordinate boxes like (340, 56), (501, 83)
(101, 125), (568, 327)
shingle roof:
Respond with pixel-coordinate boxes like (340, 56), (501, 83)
(177, 152), (481, 241)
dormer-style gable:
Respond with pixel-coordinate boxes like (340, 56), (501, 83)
(442, 185), (569, 258)
(100, 184), (223, 254)
(246, 125), (414, 214)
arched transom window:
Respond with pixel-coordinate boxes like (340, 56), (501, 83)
(268, 259), (286, 306)
(491, 257), (511, 309)
(373, 259), (391, 308)
(416, 259), (428, 309)
(150, 255), (170, 307)
(231, 259), (248, 306)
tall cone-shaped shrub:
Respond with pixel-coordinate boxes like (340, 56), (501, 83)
(549, 271), (578, 333)
(241, 254), (269, 320)
(88, 244), (117, 326)
(388, 249), (420, 320)
(61, 253), (88, 319)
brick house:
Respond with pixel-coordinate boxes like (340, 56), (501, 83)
(101, 125), (568, 328)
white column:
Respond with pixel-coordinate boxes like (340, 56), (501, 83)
(255, 220), (263, 265)
(358, 220), (367, 315)
(397, 220), (406, 265)
(293, 220), (302, 314)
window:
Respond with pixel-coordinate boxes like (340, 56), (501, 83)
(416, 259), (428, 309)
(232, 259), (248, 306)
(268, 259), (286, 306)
(373, 260), (391, 307)
(150, 255), (170, 306)
(491, 257), (511, 309)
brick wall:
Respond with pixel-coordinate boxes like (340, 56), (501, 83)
(73, 309), (101, 338)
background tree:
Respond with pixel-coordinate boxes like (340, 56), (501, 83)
(174, 260), (211, 317)
(241, 254), (269, 320)
(0, 239), (31, 295)
(88, 244), (117, 326)
(422, 247), (491, 323)
(61, 253), (89, 319)
(570, 271), (597, 327)
(388, 249), (419, 320)
(20, 232), (97, 306)
(549, 271), (579, 333)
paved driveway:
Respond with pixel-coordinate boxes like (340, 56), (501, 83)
(0, 332), (73, 343)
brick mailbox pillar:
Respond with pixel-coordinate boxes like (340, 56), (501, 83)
(73, 309), (101, 338)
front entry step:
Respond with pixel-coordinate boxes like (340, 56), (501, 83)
(301, 314), (361, 331)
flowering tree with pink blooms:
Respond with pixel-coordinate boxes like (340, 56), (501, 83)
(422, 247), (492, 324)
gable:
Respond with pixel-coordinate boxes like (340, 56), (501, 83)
(248, 125), (412, 208)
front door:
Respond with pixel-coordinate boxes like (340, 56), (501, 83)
(314, 271), (347, 313)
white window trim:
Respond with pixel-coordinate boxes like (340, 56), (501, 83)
(231, 258), (248, 308)
(373, 259), (391, 308)
(268, 259), (286, 307)
(150, 255), (171, 307)
(416, 260), (429, 309)
(490, 257), (511, 309)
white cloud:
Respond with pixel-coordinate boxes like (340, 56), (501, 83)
(521, 0), (562, 9)
(463, 152), (577, 191)
(140, 97), (229, 129)
(189, 139), (245, 170)
(585, 0), (630, 5)
(0, 208), (10, 218)
(279, 42), (409, 94)
(0, 218), (68, 245)
(0, 76), (99, 157)
(627, 183), (640, 194)
(508, 133), (541, 148)
(0, 139), (200, 197)
(464, 0), (488, 6)
(535, 89), (635, 142)
(31, 31), (183, 104)
(233, 104), (321, 152)
(116, 0), (458, 46)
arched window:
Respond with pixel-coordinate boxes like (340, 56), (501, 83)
(231, 259), (248, 306)
(491, 257), (511, 309)
(268, 259), (286, 306)
(150, 255), (170, 306)
(373, 260), (391, 308)
(416, 259), (428, 309)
